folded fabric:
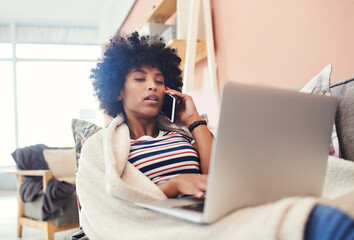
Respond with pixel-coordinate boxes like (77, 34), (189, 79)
(11, 144), (50, 202)
(11, 144), (49, 171)
(19, 177), (44, 202)
(42, 178), (76, 221)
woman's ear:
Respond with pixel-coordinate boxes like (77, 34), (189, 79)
(118, 87), (125, 101)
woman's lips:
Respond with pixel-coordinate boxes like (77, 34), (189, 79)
(144, 94), (159, 102)
(144, 94), (159, 104)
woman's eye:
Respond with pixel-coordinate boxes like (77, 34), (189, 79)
(156, 80), (164, 85)
(135, 78), (145, 81)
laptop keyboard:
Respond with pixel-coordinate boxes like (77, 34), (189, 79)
(173, 202), (205, 212)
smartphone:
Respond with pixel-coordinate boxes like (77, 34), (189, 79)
(160, 93), (176, 123)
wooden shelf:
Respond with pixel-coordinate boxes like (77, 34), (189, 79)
(167, 39), (207, 70)
(145, 0), (208, 70)
(146, 0), (177, 23)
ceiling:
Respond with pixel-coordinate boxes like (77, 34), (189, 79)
(0, 0), (136, 43)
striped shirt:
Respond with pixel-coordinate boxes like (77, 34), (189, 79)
(129, 131), (201, 184)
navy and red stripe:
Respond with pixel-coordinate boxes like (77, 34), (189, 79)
(129, 131), (201, 184)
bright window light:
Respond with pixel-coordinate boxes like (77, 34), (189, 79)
(17, 61), (103, 148)
(16, 44), (101, 60)
(1, 43), (103, 167)
(0, 43), (12, 58)
(0, 62), (15, 167)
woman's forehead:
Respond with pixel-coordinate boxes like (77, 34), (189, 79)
(129, 64), (162, 74)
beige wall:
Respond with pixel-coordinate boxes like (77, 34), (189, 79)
(119, 0), (353, 89)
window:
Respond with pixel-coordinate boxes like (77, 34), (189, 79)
(17, 60), (100, 147)
(0, 61), (15, 166)
(0, 42), (102, 167)
(16, 44), (101, 60)
(0, 43), (12, 58)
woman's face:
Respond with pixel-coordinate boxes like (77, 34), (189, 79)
(120, 65), (166, 120)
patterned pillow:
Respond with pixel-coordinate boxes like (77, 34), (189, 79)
(299, 64), (341, 157)
(71, 119), (103, 171)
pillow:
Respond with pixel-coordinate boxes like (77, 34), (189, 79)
(71, 119), (102, 211)
(330, 76), (354, 161)
(71, 119), (103, 171)
(43, 148), (76, 184)
(299, 64), (341, 157)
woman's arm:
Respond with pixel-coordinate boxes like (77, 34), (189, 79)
(165, 89), (213, 174)
(186, 116), (213, 174)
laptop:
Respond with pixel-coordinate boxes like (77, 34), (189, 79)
(135, 82), (338, 224)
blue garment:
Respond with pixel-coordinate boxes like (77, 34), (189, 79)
(305, 205), (354, 240)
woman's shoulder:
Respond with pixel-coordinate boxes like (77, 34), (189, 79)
(160, 130), (194, 142)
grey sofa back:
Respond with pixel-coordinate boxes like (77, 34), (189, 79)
(331, 76), (354, 161)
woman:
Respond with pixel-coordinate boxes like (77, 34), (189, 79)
(75, 32), (354, 240)
(90, 31), (213, 198)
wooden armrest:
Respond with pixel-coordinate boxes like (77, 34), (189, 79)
(7, 169), (51, 176)
(7, 169), (53, 192)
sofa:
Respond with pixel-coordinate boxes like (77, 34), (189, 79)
(330, 76), (354, 161)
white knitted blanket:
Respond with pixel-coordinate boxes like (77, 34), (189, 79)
(76, 116), (354, 240)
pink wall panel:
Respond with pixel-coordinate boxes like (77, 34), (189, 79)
(119, 0), (354, 89)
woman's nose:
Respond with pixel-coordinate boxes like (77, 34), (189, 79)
(147, 80), (157, 91)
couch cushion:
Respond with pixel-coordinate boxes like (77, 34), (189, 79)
(71, 119), (102, 211)
(330, 76), (354, 161)
(24, 192), (79, 225)
(71, 119), (103, 171)
(43, 148), (76, 184)
(299, 64), (341, 157)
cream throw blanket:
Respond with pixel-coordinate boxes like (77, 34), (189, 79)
(76, 115), (354, 240)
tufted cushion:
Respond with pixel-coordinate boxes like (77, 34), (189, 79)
(330, 76), (354, 161)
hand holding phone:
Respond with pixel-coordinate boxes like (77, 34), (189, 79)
(160, 93), (177, 123)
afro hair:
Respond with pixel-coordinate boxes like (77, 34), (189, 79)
(90, 31), (183, 118)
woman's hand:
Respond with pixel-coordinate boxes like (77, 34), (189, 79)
(157, 174), (208, 198)
(165, 88), (202, 126)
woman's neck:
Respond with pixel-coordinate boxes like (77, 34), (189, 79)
(125, 115), (159, 140)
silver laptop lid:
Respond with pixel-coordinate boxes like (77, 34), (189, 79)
(203, 82), (337, 222)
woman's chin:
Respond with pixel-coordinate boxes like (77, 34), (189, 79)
(140, 111), (160, 120)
